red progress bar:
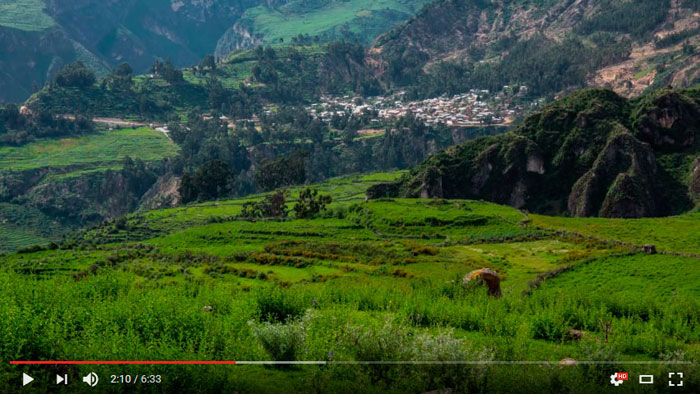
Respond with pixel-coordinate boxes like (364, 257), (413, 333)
(11, 361), (237, 365)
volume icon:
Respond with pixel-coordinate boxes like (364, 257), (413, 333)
(82, 372), (99, 387)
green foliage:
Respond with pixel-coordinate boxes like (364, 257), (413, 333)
(237, 0), (429, 47)
(0, 0), (54, 31)
(1, 169), (700, 390)
(0, 127), (177, 171)
(250, 311), (312, 362)
(293, 188), (332, 219)
(241, 190), (290, 219)
(255, 151), (308, 192)
(54, 62), (97, 89)
(0, 105), (94, 147)
(577, 0), (670, 39)
(254, 286), (306, 323)
(180, 160), (233, 203)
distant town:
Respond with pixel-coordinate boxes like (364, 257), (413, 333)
(306, 86), (543, 128)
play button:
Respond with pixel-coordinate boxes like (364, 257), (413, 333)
(22, 373), (34, 386)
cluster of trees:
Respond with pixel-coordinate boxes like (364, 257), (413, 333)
(54, 61), (96, 89)
(0, 105), (93, 146)
(104, 63), (134, 91)
(174, 104), (502, 204)
(151, 59), (184, 84)
(239, 188), (332, 219)
(180, 160), (235, 203)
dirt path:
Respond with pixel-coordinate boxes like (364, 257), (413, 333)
(59, 115), (164, 129)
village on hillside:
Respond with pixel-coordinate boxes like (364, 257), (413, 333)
(306, 86), (543, 127)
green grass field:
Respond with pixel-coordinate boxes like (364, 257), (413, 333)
(531, 212), (700, 255)
(241, 0), (429, 45)
(0, 202), (69, 252)
(0, 0), (54, 31)
(0, 127), (178, 174)
(1, 171), (698, 392)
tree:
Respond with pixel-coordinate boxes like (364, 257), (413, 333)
(240, 190), (288, 219)
(293, 188), (332, 219)
(55, 62), (96, 88)
(109, 62), (134, 90)
(201, 54), (217, 72)
(207, 77), (229, 111)
(161, 58), (184, 84)
(255, 151), (308, 191)
(179, 160), (232, 203)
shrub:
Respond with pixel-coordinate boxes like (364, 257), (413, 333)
(240, 190), (289, 219)
(254, 286), (305, 323)
(250, 311), (313, 362)
(293, 188), (332, 219)
(531, 310), (568, 341)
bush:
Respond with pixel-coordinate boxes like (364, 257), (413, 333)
(240, 190), (289, 219)
(531, 310), (569, 341)
(294, 188), (332, 219)
(254, 286), (305, 323)
(250, 312), (312, 362)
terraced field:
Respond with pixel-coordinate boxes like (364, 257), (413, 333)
(0, 127), (178, 173)
(238, 0), (429, 45)
(0, 0), (54, 31)
(0, 127), (179, 252)
(1, 171), (698, 392)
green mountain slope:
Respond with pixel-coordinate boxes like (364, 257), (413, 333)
(0, 127), (179, 252)
(0, 0), (428, 103)
(368, 86), (700, 218)
(215, 0), (429, 58)
(1, 171), (699, 391)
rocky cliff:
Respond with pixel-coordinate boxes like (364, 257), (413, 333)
(368, 86), (700, 218)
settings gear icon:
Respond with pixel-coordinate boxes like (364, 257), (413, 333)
(610, 373), (624, 386)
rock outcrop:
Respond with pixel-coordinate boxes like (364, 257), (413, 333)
(568, 132), (657, 218)
(369, 88), (700, 218)
(633, 91), (700, 150)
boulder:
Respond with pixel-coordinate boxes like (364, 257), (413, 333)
(464, 268), (501, 297)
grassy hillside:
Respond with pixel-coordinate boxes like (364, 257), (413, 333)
(238, 0), (428, 45)
(1, 171), (698, 392)
(531, 211), (700, 256)
(0, 0), (54, 31)
(0, 127), (178, 252)
(0, 127), (178, 173)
